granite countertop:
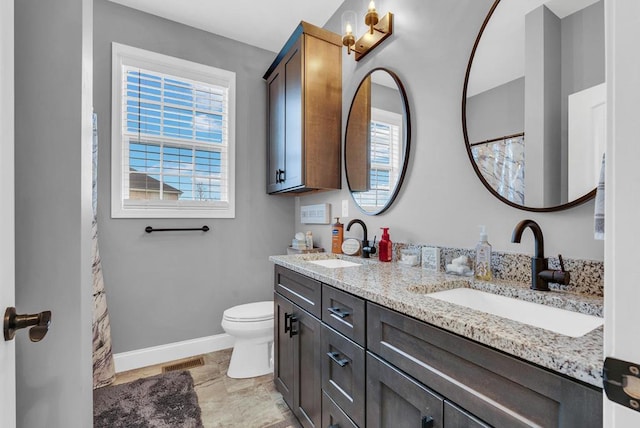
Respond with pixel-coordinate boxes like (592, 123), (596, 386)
(269, 253), (604, 388)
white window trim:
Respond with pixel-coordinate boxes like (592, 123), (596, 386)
(111, 42), (236, 218)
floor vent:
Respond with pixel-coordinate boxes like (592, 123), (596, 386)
(161, 356), (205, 373)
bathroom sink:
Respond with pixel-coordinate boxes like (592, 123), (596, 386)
(427, 288), (603, 337)
(308, 259), (361, 268)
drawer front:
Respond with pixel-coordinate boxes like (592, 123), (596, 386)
(444, 401), (491, 428)
(274, 265), (322, 318)
(322, 285), (366, 346)
(322, 391), (358, 428)
(321, 325), (365, 427)
(366, 352), (443, 428)
(367, 302), (602, 428)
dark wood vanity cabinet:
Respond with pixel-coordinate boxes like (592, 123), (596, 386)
(367, 302), (602, 427)
(274, 266), (603, 427)
(274, 268), (322, 427)
(264, 21), (342, 194)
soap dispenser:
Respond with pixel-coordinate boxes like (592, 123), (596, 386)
(475, 225), (493, 281)
(379, 227), (392, 262)
(331, 218), (344, 254)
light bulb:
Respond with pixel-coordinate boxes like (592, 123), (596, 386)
(345, 23), (353, 35)
(368, 1), (376, 11)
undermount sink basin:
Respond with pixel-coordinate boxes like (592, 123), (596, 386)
(308, 259), (361, 268)
(428, 288), (603, 337)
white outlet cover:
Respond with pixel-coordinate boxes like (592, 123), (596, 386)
(342, 200), (349, 218)
(301, 203), (331, 224)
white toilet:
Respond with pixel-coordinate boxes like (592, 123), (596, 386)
(221, 301), (274, 379)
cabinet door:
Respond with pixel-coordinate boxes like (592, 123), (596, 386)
(444, 401), (490, 428)
(282, 38), (303, 191)
(367, 352), (443, 428)
(293, 305), (322, 428)
(274, 292), (294, 408)
(266, 67), (285, 193)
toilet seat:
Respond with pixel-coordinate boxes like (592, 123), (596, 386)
(223, 301), (273, 323)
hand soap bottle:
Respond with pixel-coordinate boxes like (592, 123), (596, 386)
(331, 218), (344, 254)
(378, 227), (392, 262)
(474, 225), (492, 281)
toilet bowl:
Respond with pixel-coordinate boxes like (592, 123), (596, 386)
(221, 301), (274, 379)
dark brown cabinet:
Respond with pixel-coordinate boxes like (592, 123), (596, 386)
(367, 352), (444, 428)
(367, 302), (602, 427)
(274, 266), (603, 427)
(264, 22), (342, 194)
(274, 290), (322, 427)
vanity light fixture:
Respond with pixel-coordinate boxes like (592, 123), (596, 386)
(341, 0), (393, 61)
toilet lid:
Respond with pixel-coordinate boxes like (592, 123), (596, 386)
(223, 301), (273, 322)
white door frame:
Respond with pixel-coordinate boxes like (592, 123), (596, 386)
(0, 0), (16, 426)
(603, 0), (640, 426)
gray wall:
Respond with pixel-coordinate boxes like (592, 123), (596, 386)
(15, 0), (93, 426)
(466, 77), (524, 143)
(94, 0), (294, 353)
(296, 0), (603, 261)
(560, 0), (605, 199)
(371, 82), (403, 115)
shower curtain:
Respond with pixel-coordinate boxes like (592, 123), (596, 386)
(92, 113), (116, 388)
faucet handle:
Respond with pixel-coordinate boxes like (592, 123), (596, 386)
(558, 254), (566, 272)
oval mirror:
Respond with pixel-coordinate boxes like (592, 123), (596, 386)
(345, 68), (411, 215)
(462, 0), (604, 211)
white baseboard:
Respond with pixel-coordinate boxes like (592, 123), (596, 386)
(113, 333), (234, 373)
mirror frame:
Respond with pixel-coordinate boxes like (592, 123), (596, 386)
(345, 67), (411, 215)
(461, 0), (596, 212)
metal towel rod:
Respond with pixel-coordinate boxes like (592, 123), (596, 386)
(145, 225), (210, 233)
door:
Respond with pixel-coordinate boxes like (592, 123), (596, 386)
(274, 292), (294, 408)
(267, 67), (285, 193)
(0, 0), (16, 426)
(603, 1), (640, 426)
(293, 304), (321, 428)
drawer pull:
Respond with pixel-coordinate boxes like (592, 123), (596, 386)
(328, 307), (350, 318)
(422, 415), (434, 428)
(327, 351), (350, 367)
(284, 313), (299, 337)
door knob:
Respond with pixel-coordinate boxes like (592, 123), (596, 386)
(3, 307), (52, 342)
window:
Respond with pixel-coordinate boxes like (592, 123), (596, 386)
(353, 108), (402, 211)
(111, 43), (235, 218)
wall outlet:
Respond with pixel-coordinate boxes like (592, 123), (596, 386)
(342, 200), (349, 218)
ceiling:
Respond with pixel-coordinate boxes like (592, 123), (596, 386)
(108, 0), (345, 53)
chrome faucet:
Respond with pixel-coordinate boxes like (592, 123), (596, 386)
(346, 219), (377, 258)
(511, 219), (570, 291)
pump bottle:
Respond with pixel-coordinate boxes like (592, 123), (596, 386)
(379, 227), (392, 262)
(331, 218), (344, 254)
(475, 225), (493, 281)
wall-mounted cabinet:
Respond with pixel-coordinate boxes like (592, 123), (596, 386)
(264, 22), (342, 194)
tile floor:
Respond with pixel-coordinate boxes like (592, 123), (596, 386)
(112, 348), (301, 428)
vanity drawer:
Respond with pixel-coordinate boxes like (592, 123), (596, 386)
(322, 391), (358, 428)
(321, 324), (365, 427)
(274, 265), (322, 318)
(444, 401), (490, 428)
(366, 302), (602, 428)
(322, 284), (366, 346)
